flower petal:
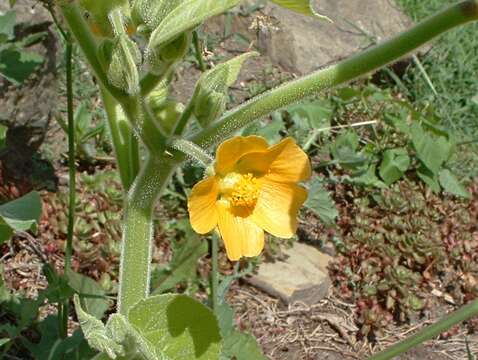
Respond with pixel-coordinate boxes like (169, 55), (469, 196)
(237, 137), (311, 182)
(215, 136), (269, 175)
(216, 201), (265, 261)
(188, 176), (219, 234)
(251, 179), (308, 238)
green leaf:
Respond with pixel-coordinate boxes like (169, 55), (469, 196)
(305, 178), (338, 226)
(242, 113), (285, 143)
(0, 124), (7, 151)
(0, 10), (15, 42)
(26, 315), (94, 360)
(148, 0), (241, 51)
(74, 295), (125, 359)
(67, 270), (109, 320)
(410, 122), (452, 175)
(128, 294), (222, 359)
(221, 330), (265, 360)
(439, 169), (471, 199)
(0, 47), (44, 84)
(417, 165), (440, 193)
(193, 52), (258, 127)
(0, 191), (42, 245)
(379, 148), (410, 185)
(269, 0), (331, 21)
(151, 220), (208, 294)
(330, 131), (369, 171)
(0, 338), (10, 347)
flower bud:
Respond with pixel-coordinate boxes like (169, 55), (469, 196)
(194, 90), (227, 128)
(107, 36), (142, 95)
(146, 32), (191, 74)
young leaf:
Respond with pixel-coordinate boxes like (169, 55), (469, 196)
(0, 191), (42, 245)
(379, 148), (410, 185)
(269, 0), (331, 21)
(148, 0), (241, 51)
(74, 295), (124, 359)
(128, 294), (222, 359)
(438, 169), (471, 199)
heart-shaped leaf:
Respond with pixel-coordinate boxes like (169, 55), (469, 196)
(128, 294), (222, 359)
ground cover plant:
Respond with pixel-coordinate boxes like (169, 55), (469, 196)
(1, 0), (478, 359)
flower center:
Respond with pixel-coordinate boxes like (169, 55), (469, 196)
(219, 172), (260, 208)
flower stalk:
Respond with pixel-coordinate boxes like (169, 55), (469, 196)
(191, 0), (478, 150)
(369, 298), (478, 360)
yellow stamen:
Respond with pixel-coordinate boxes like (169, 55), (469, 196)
(219, 172), (260, 208)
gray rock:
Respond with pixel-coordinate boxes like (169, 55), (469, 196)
(256, 0), (412, 74)
(246, 242), (332, 305)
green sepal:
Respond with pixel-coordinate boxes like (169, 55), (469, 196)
(146, 32), (191, 75)
(108, 35), (141, 95)
(192, 52), (258, 127)
(97, 38), (115, 72)
(194, 90), (228, 128)
(80, 0), (129, 38)
(131, 0), (182, 33)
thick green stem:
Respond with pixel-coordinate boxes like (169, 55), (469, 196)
(117, 156), (177, 315)
(100, 86), (139, 190)
(191, 0), (478, 148)
(369, 299), (478, 360)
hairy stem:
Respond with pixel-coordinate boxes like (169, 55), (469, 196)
(117, 155), (177, 315)
(369, 299), (478, 360)
(191, 0), (478, 148)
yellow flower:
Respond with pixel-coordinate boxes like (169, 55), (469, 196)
(187, 136), (311, 261)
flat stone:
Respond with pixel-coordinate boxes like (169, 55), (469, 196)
(256, 0), (412, 74)
(247, 242), (332, 305)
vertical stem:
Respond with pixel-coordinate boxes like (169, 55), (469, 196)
(369, 299), (478, 360)
(193, 30), (206, 72)
(62, 37), (75, 339)
(64, 39), (75, 274)
(117, 155), (177, 315)
(210, 233), (219, 313)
